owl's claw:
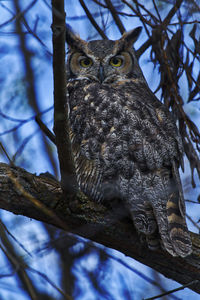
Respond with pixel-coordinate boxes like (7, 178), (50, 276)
(131, 210), (157, 236)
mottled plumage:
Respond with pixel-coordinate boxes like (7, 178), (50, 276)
(66, 27), (192, 257)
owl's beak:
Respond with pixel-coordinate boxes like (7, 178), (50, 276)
(98, 65), (105, 83)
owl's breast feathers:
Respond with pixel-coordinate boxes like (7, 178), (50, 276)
(67, 79), (183, 177)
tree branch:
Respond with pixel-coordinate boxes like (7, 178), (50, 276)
(0, 163), (200, 294)
(104, 0), (125, 34)
(79, 0), (108, 39)
(51, 0), (78, 196)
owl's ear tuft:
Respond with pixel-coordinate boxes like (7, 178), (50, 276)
(123, 27), (142, 44)
(117, 27), (142, 51)
(65, 25), (87, 52)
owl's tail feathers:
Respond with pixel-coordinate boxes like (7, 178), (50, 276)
(153, 197), (192, 257)
(166, 192), (192, 257)
(153, 164), (193, 257)
(167, 161), (193, 257)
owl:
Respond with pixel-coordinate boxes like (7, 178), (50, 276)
(65, 26), (192, 257)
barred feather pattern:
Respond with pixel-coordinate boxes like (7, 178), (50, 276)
(67, 78), (192, 257)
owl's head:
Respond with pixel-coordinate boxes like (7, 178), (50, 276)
(66, 27), (143, 84)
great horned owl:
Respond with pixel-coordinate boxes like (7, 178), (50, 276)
(65, 26), (192, 257)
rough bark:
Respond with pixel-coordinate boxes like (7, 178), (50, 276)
(0, 163), (200, 294)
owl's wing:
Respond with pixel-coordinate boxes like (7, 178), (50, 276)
(122, 92), (192, 257)
(70, 129), (103, 201)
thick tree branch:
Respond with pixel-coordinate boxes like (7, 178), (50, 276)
(0, 163), (200, 294)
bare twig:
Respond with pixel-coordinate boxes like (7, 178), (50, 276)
(0, 220), (32, 257)
(22, 16), (52, 57)
(186, 213), (200, 231)
(0, 237), (72, 300)
(0, 106), (53, 137)
(104, 0), (125, 34)
(107, 254), (180, 300)
(92, 0), (107, 9)
(152, 0), (162, 22)
(144, 280), (199, 300)
(0, 230), (38, 300)
(92, 0), (135, 17)
(35, 116), (56, 144)
(0, 2), (52, 57)
(79, 0), (108, 39)
(0, 142), (13, 165)
(0, 0), (37, 29)
(122, 0), (155, 28)
(162, 0), (183, 28)
(131, 0), (159, 24)
(170, 20), (200, 26)
(28, 267), (73, 300)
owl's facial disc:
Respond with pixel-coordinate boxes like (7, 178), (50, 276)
(66, 27), (142, 83)
(69, 50), (133, 84)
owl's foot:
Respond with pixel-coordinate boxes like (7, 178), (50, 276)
(131, 207), (157, 236)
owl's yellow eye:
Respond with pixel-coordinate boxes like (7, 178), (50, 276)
(110, 56), (123, 67)
(79, 57), (93, 68)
